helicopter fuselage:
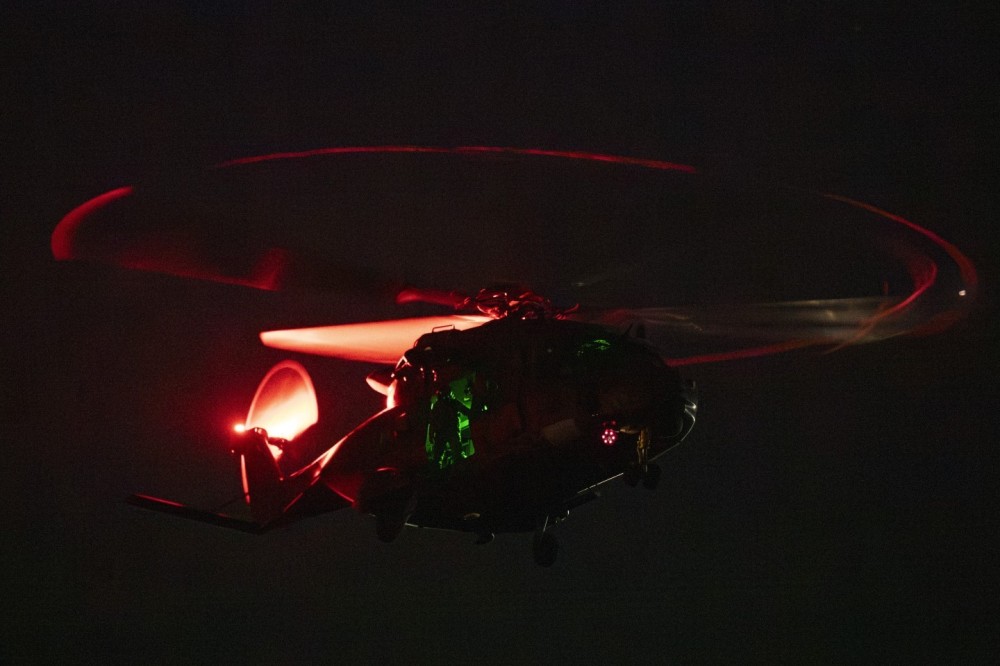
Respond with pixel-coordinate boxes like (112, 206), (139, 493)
(317, 317), (697, 536)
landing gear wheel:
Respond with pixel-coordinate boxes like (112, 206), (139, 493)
(372, 491), (414, 543)
(624, 426), (660, 489)
(532, 532), (559, 567)
(375, 512), (406, 543)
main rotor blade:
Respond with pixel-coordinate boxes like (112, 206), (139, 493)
(259, 315), (492, 364)
(620, 297), (902, 341)
(576, 295), (950, 366)
(395, 285), (470, 308)
(51, 184), (403, 296)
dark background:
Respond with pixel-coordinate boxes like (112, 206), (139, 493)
(2, 3), (997, 663)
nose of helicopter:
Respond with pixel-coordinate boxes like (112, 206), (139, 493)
(592, 350), (687, 433)
(649, 372), (693, 440)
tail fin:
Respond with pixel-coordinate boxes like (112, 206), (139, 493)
(128, 360), (348, 532)
(127, 493), (265, 533)
(235, 360), (320, 526)
(236, 427), (290, 525)
(127, 429), (308, 532)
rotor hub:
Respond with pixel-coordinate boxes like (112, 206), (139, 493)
(473, 286), (568, 320)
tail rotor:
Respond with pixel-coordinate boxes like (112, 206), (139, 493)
(232, 361), (319, 525)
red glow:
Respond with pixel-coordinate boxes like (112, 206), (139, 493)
(217, 145), (448, 167)
(51, 148), (976, 372)
(233, 423), (246, 433)
(666, 193), (978, 366)
(385, 381), (398, 410)
(51, 186), (134, 260)
(601, 428), (618, 446)
(824, 193), (979, 293)
(240, 454), (251, 503)
(51, 182), (290, 290)
(666, 339), (820, 367)
(245, 361), (319, 442)
(832, 252), (938, 350)
(51, 145), (694, 294)
(260, 315), (491, 364)
(132, 493), (184, 509)
(217, 145), (699, 174)
(453, 146), (698, 173)
(116, 243), (290, 291)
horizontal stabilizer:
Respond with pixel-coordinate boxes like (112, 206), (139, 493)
(127, 494), (266, 534)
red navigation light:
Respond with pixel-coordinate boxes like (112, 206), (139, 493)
(601, 427), (618, 447)
(233, 423), (246, 434)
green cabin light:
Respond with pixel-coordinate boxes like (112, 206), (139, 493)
(425, 373), (477, 469)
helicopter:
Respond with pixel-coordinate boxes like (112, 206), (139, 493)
(129, 284), (697, 567)
(51, 146), (977, 566)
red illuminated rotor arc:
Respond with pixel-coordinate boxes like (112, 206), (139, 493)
(243, 360), (319, 447)
(215, 145), (699, 174)
(50, 146), (698, 294)
(50, 186), (134, 261)
(51, 146), (979, 366)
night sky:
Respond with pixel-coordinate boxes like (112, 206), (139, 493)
(3, 3), (997, 663)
